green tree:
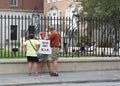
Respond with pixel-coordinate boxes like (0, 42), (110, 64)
(77, 0), (120, 46)
(79, 0), (120, 18)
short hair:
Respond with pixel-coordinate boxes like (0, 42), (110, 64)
(29, 33), (35, 39)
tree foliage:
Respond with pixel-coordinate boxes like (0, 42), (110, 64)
(79, 0), (120, 18)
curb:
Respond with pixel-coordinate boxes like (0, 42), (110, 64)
(1, 79), (120, 86)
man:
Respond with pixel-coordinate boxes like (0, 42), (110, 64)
(45, 26), (60, 76)
(38, 32), (51, 73)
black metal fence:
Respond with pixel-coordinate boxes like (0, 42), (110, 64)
(0, 15), (120, 58)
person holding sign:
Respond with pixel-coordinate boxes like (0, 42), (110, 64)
(45, 26), (60, 76)
(38, 32), (51, 73)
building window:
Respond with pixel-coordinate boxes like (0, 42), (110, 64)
(53, 13), (56, 16)
(47, 0), (51, 3)
(59, 11), (62, 17)
(53, 0), (56, 2)
(47, 13), (51, 17)
(10, 0), (18, 6)
(49, 13), (51, 17)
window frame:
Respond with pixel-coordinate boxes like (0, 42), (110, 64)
(59, 11), (62, 17)
(52, 0), (56, 2)
(57, 0), (61, 1)
(47, 0), (51, 3)
(10, 0), (18, 7)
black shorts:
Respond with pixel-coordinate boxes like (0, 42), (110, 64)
(27, 56), (38, 62)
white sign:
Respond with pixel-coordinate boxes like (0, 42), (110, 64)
(38, 40), (51, 54)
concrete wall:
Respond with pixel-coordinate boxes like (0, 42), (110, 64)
(0, 57), (120, 74)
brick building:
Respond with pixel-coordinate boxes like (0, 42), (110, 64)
(0, 0), (82, 49)
(43, 0), (82, 30)
(0, 0), (82, 17)
(43, 0), (83, 51)
(0, 0), (44, 47)
(0, 0), (82, 54)
(44, 0), (82, 18)
(0, 0), (43, 16)
(0, 0), (43, 11)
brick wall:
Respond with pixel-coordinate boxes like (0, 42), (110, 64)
(0, 0), (43, 12)
(44, 0), (74, 16)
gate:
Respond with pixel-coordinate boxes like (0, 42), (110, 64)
(0, 15), (120, 58)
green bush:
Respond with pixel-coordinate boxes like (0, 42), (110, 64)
(98, 38), (113, 47)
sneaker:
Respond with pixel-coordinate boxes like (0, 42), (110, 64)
(50, 73), (59, 76)
(34, 72), (39, 76)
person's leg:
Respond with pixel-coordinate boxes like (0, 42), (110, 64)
(28, 62), (32, 74)
(33, 62), (38, 75)
(52, 60), (58, 74)
(46, 60), (51, 73)
(27, 57), (33, 74)
(40, 61), (44, 73)
(50, 47), (59, 76)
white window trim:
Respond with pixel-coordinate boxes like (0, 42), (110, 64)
(52, 0), (56, 2)
(58, 10), (62, 17)
(10, 0), (18, 7)
(47, 0), (51, 3)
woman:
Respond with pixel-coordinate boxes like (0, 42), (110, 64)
(22, 33), (40, 76)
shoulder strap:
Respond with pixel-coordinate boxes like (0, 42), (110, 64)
(29, 39), (37, 52)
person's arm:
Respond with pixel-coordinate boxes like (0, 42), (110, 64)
(45, 29), (49, 39)
(22, 43), (27, 51)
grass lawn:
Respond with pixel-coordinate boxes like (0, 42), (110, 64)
(0, 49), (96, 59)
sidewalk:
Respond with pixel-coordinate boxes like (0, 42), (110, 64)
(0, 70), (120, 86)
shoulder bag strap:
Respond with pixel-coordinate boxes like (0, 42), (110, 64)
(29, 39), (37, 52)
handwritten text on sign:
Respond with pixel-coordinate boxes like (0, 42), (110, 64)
(38, 40), (51, 54)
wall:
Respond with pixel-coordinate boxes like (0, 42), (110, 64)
(0, 0), (43, 12)
(44, 0), (73, 16)
(0, 57), (120, 74)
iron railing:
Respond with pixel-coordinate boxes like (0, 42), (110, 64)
(0, 15), (120, 58)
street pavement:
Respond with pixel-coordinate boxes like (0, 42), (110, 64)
(23, 82), (120, 86)
(0, 70), (120, 86)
